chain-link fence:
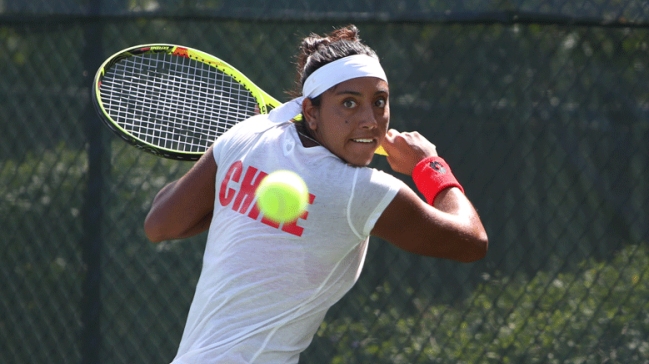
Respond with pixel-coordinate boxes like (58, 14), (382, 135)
(1, 1), (648, 363)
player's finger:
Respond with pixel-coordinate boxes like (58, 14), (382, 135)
(381, 129), (399, 150)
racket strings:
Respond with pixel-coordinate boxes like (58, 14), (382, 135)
(99, 53), (259, 153)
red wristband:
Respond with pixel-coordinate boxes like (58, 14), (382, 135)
(412, 156), (464, 204)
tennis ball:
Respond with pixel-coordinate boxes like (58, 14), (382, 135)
(255, 170), (309, 223)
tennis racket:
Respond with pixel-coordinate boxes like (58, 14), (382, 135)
(93, 44), (387, 161)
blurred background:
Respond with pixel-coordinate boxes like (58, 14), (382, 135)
(1, 0), (648, 363)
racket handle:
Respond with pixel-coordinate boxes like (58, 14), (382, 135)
(375, 146), (388, 156)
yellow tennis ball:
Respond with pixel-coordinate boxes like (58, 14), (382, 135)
(255, 170), (309, 223)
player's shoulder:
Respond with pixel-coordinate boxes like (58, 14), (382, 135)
(213, 114), (287, 162)
(230, 114), (276, 134)
(357, 166), (406, 188)
(216, 115), (277, 144)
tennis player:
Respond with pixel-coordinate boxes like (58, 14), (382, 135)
(144, 25), (488, 364)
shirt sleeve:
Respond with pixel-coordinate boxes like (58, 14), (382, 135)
(347, 168), (407, 237)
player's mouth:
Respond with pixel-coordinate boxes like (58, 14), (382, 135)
(351, 138), (375, 144)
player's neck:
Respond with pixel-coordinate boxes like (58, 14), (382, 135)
(294, 122), (320, 148)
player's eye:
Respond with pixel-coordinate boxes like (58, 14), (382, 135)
(375, 98), (387, 108)
(343, 99), (357, 108)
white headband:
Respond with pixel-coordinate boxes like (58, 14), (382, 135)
(268, 54), (388, 123)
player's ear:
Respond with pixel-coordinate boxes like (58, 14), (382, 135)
(301, 98), (318, 131)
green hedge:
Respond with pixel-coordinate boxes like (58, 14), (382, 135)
(316, 245), (649, 363)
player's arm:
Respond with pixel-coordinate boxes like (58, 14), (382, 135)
(371, 130), (488, 262)
(372, 186), (487, 262)
(144, 146), (217, 243)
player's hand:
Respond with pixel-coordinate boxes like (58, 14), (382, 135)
(381, 129), (438, 176)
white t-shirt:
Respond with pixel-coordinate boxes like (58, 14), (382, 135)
(172, 115), (406, 363)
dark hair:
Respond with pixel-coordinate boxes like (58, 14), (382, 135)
(289, 25), (379, 101)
